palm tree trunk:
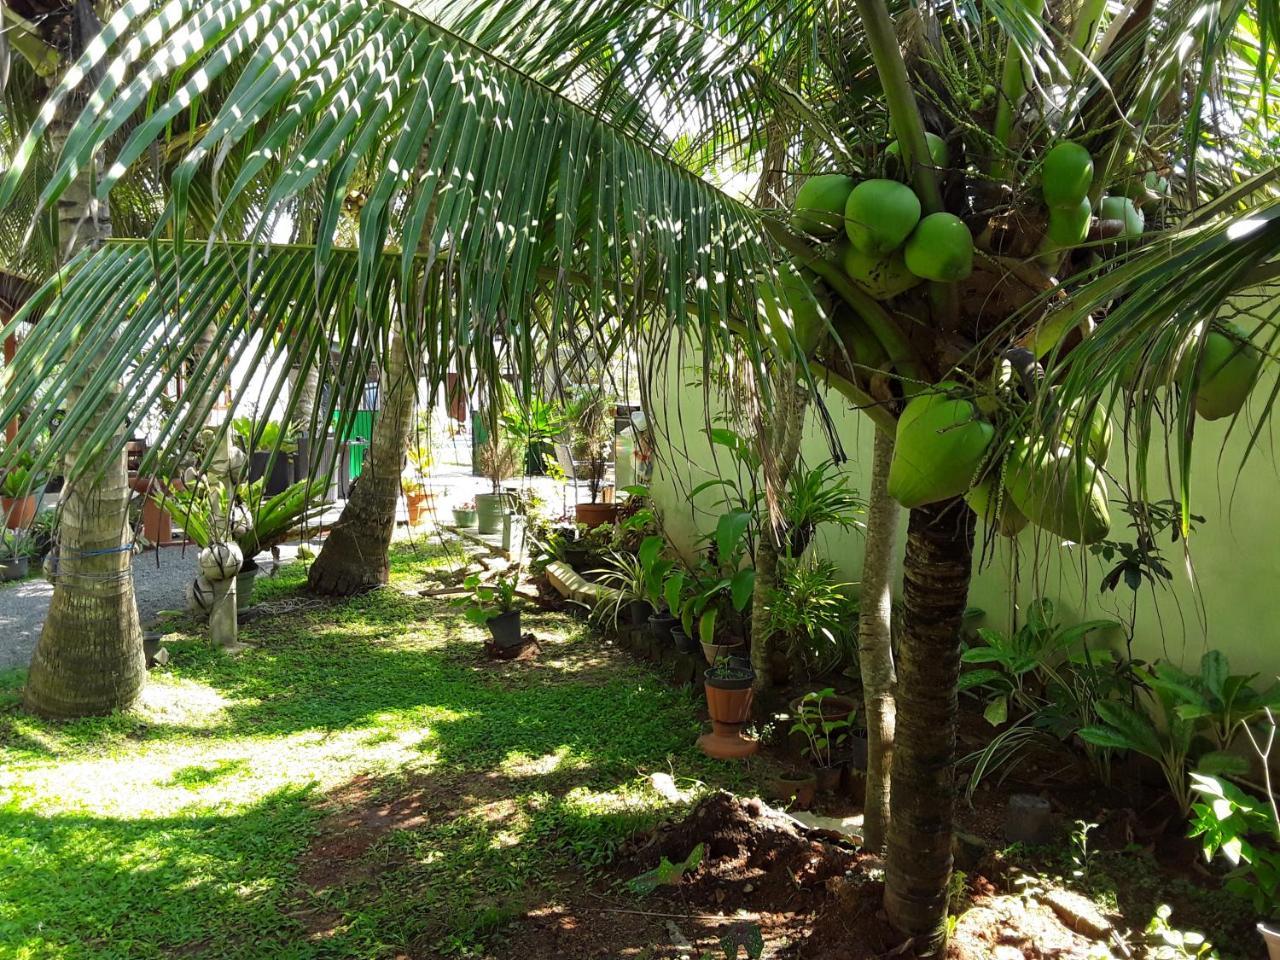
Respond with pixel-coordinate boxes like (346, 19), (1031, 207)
(24, 95), (144, 718)
(857, 428), (900, 851)
(883, 497), (976, 956)
(307, 326), (416, 596)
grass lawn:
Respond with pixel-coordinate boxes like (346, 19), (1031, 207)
(0, 545), (739, 959)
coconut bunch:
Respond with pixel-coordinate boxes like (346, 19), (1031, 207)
(767, 129), (1262, 545)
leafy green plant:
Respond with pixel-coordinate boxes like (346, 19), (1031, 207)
(0, 452), (47, 498)
(401, 442), (433, 496)
(765, 557), (858, 677)
(162, 478), (329, 563)
(500, 394), (569, 473)
(1148, 651), (1280, 752)
(664, 552), (754, 646)
(452, 574), (522, 626)
(1187, 708), (1280, 919)
(588, 550), (648, 628)
(959, 599), (1118, 727)
(1079, 681), (1200, 814)
(231, 417), (297, 455)
(1144, 905), (1218, 958)
(781, 460), (863, 558)
(628, 842), (704, 894)
(0, 530), (36, 562)
(790, 688), (852, 770)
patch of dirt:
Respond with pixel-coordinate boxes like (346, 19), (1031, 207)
(620, 791), (859, 907)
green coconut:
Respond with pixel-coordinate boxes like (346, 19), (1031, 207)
(1045, 196), (1092, 248)
(1177, 321), (1262, 421)
(886, 132), (951, 172)
(1006, 439), (1111, 544)
(792, 174), (855, 238)
(887, 384), (996, 508)
(757, 269), (827, 357)
(1061, 399), (1113, 464)
(966, 476), (1029, 537)
(1099, 195), (1145, 239)
(840, 243), (924, 301)
(904, 213), (974, 282)
(845, 179), (922, 256)
(1041, 142), (1094, 207)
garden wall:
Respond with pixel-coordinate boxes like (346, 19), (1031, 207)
(647, 343), (1280, 678)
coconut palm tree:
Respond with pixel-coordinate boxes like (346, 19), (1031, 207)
(3, 0), (1280, 953)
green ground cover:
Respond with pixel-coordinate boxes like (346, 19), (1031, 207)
(0, 546), (731, 959)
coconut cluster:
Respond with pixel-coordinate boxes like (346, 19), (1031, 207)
(774, 137), (1261, 544)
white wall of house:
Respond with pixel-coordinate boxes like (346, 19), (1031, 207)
(647, 345), (1280, 678)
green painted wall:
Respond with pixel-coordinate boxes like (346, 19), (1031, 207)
(647, 348), (1280, 678)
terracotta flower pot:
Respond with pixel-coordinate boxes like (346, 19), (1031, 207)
(574, 502), (619, 528)
(767, 771), (818, 810)
(814, 765), (842, 794)
(2, 495), (37, 530)
(406, 491), (430, 525)
(699, 664), (759, 760)
(142, 498), (173, 546)
(700, 638), (744, 665)
(789, 691), (859, 725)
(1260, 923), (1280, 960)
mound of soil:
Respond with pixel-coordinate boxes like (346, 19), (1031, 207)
(620, 791), (861, 910)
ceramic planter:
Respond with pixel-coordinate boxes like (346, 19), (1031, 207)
(236, 561), (258, 613)
(648, 611), (677, 643)
(475, 493), (507, 535)
(502, 512), (526, 554)
(699, 662), (758, 759)
(767, 771), (817, 810)
(814, 765), (841, 794)
(452, 508), (477, 528)
(406, 491), (430, 525)
(700, 638), (744, 666)
(574, 502), (619, 528)
(0, 557), (29, 581)
(2, 495), (37, 530)
(671, 626), (699, 655)
(487, 610), (523, 649)
(626, 600), (653, 628)
(142, 498), (174, 546)
(1260, 923), (1280, 960)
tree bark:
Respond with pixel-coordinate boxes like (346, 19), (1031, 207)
(25, 91), (144, 718)
(307, 326), (416, 596)
(884, 497), (976, 956)
(857, 428), (901, 852)
(288, 361), (320, 437)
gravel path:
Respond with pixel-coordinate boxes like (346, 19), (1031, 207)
(0, 545), (307, 671)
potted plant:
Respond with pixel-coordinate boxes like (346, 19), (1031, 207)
(453, 573), (525, 649)
(664, 549), (754, 660)
(0, 530), (33, 581)
(166, 477), (330, 612)
(500, 395), (569, 476)
(791, 688), (854, 793)
(1, 453), (47, 530)
(635, 536), (677, 640)
(566, 388), (619, 527)
(589, 550), (652, 629)
(233, 417), (298, 496)
(475, 435), (519, 534)
(766, 770), (819, 810)
(699, 655), (758, 759)
(402, 442), (434, 525)
(452, 500), (477, 528)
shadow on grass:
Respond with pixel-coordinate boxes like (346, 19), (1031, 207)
(0, 785), (321, 958)
(132, 586), (705, 780)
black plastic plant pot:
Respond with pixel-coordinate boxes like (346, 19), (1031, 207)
(487, 610), (523, 649)
(704, 665), (755, 691)
(671, 626), (699, 655)
(648, 611), (677, 642)
(627, 600), (653, 627)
